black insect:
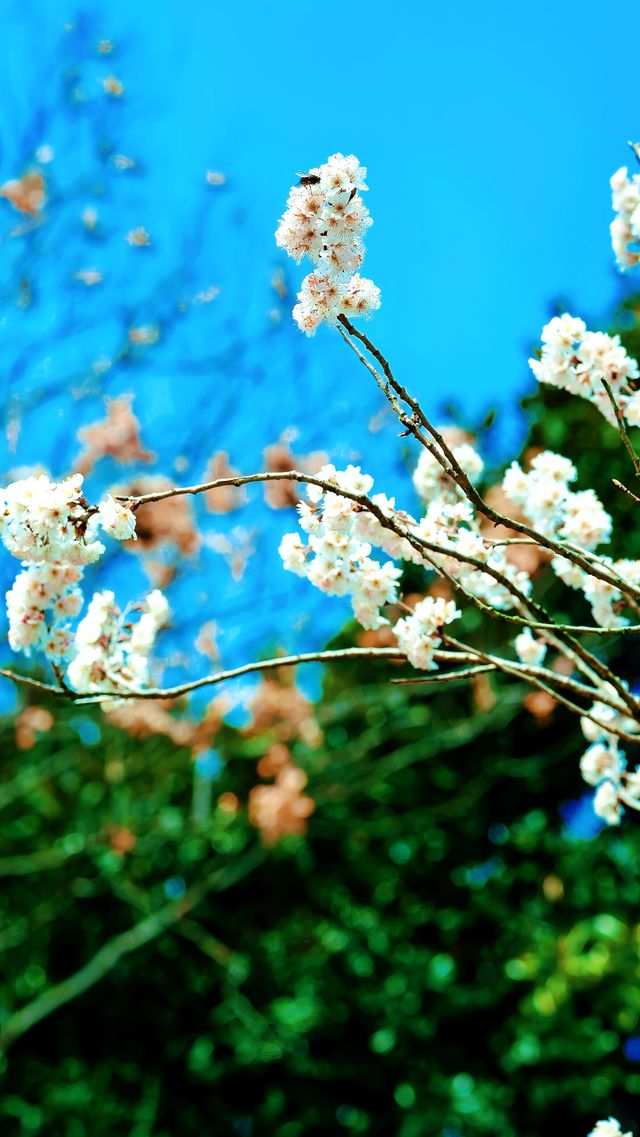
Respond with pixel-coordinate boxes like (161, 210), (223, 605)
(297, 172), (321, 187)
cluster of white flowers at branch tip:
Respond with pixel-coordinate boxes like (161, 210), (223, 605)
(580, 689), (640, 826)
(529, 314), (640, 428)
(0, 475), (137, 564)
(275, 153), (380, 335)
(589, 1119), (632, 1137)
(1, 473), (168, 692)
(394, 597), (460, 670)
(611, 165), (640, 271)
(66, 589), (170, 693)
(502, 450), (640, 628)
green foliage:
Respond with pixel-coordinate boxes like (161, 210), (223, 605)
(0, 662), (637, 1136)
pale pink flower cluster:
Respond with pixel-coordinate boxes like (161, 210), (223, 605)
(555, 554), (640, 630)
(279, 465), (402, 630)
(292, 272), (381, 336)
(275, 153), (380, 335)
(280, 447), (531, 661)
(6, 564), (83, 661)
(413, 442), (484, 504)
(529, 314), (640, 428)
(580, 691), (640, 826)
(416, 464), (532, 611)
(66, 588), (170, 694)
(504, 450), (640, 627)
(503, 452), (611, 551)
(610, 166), (640, 271)
(0, 474), (137, 565)
(0, 472), (170, 693)
(394, 596), (460, 670)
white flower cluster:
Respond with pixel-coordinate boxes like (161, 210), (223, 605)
(529, 314), (640, 428)
(1, 474), (102, 565)
(0, 475), (136, 565)
(275, 153), (380, 335)
(279, 464), (403, 630)
(580, 690), (640, 826)
(280, 446), (530, 667)
(503, 451), (611, 549)
(504, 449), (640, 627)
(292, 271), (381, 336)
(279, 463), (463, 665)
(588, 1118), (632, 1137)
(413, 442), (484, 504)
(611, 166), (640, 271)
(6, 563), (83, 661)
(414, 444), (530, 611)
(416, 496), (531, 611)
(394, 596), (460, 670)
(514, 628), (547, 667)
(558, 554), (640, 630)
(0, 471), (169, 693)
(66, 589), (170, 694)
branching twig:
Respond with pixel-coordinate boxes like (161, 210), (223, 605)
(0, 844), (265, 1053)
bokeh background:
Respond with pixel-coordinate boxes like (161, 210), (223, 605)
(2, 3), (640, 1135)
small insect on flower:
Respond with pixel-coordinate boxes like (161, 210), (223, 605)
(296, 171), (321, 186)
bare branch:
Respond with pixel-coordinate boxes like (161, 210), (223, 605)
(0, 844), (265, 1053)
(601, 377), (640, 478)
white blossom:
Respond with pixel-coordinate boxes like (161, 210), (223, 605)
(0, 474), (104, 565)
(276, 154), (380, 334)
(6, 563), (83, 661)
(587, 1120), (632, 1137)
(393, 596), (460, 670)
(593, 780), (622, 826)
(97, 495), (137, 541)
(529, 314), (639, 428)
(514, 629), (547, 667)
(66, 588), (170, 694)
(610, 165), (640, 271)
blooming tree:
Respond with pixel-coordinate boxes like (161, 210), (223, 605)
(5, 148), (640, 842)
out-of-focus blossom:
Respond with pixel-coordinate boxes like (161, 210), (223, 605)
(1, 171), (46, 216)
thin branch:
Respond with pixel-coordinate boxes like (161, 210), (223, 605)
(443, 636), (640, 742)
(334, 320), (640, 715)
(0, 844), (265, 1053)
(601, 378), (640, 478)
(336, 316), (640, 607)
(0, 668), (65, 697)
(613, 477), (640, 506)
(392, 664), (497, 686)
(65, 647), (407, 705)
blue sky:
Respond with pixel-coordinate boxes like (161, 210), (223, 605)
(1, 0), (640, 709)
(87, 0), (640, 436)
(5, 0), (640, 440)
